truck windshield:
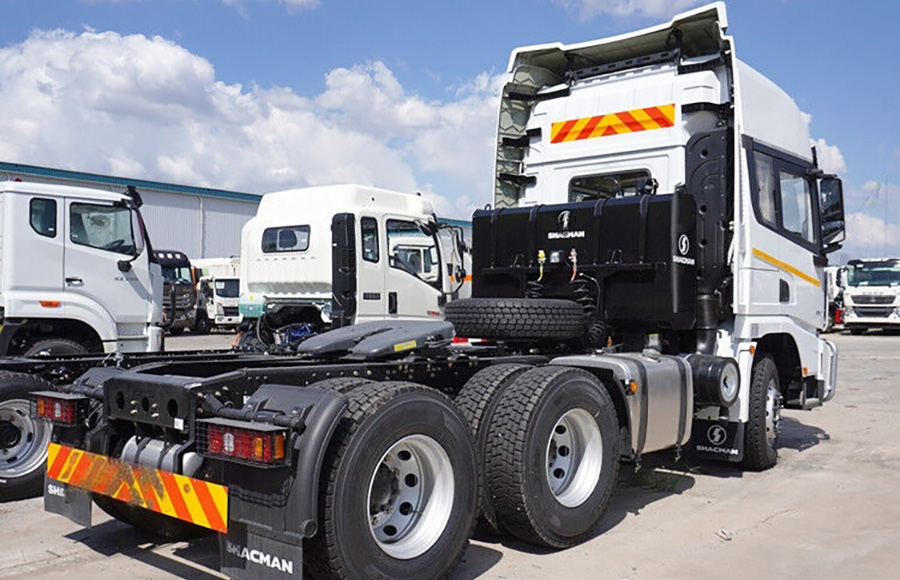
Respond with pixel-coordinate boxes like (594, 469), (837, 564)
(214, 279), (239, 298)
(162, 266), (193, 284)
(846, 262), (900, 287)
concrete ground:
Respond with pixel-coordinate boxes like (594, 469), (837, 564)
(1, 332), (898, 579)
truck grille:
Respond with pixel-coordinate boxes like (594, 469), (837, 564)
(856, 307), (894, 318)
(852, 295), (894, 305)
(223, 307), (239, 317)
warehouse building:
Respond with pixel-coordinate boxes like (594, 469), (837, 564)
(0, 161), (261, 259)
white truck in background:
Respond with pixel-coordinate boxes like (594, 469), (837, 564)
(193, 257), (242, 332)
(841, 258), (900, 334)
(238, 184), (470, 349)
(0, 181), (163, 356)
(0, 180), (163, 499)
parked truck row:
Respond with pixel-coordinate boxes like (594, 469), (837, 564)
(3, 4), (847, 580)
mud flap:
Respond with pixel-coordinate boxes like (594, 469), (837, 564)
(690, 420), (744, 462)
(44, 478), (92, 528)
(220, 521), (302, 579)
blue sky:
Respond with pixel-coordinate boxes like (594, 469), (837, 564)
(0, 0), (897, 260)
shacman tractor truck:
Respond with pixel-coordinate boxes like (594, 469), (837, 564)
(841, 258), (900, 334)
(32, 4), (844, 580)
(237, 184), (471, 350)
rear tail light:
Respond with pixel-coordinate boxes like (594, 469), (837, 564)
(198, 418), (287, 467)
(31, 392), (88, 426)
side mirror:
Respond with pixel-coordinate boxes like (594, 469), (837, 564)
(117, 260), (132, 273)
(820, 177), (845, 250)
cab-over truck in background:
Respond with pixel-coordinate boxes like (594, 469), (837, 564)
(36, 4), (844, 579)
(237, 184), (470, 350)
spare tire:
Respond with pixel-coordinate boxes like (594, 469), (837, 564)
(445, 298), (585, 341)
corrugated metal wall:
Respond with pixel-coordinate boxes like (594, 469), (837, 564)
(0, 162), (260, 260)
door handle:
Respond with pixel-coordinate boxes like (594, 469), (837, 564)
(388, 292), (397, 314)
(779, 279), (790, 303)
(65, 277), (83, 286)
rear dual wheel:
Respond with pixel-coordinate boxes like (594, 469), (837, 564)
(484, 366), (620, 548)
(305, 381), (477, 580)
(454, 363), (532, 532)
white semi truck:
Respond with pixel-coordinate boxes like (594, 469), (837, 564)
(237, 184), (470, 348)
(37, 4), (845, 580)
(842, 258), (900, 334)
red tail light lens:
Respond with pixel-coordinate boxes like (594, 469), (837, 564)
(200, 419), (287, 466)
(32, 392), (87, 426)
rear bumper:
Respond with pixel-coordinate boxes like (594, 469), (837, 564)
(44, 443), (228, 533)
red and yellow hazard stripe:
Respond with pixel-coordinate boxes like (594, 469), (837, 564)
(551, 104), (676, 144)
(47, 443), (228, 533)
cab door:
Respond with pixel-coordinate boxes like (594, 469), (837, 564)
(63, 198), (153, 336)
(743, 140), (824, 330)
(384, 217), (443, 320)
(354, 214), (388, 322)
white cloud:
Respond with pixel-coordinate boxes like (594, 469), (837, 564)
(552, 0), (705, 21)
(842, 212), (900, 258)
(811, 138), (847, 175)
(0, 29), (501, 219)
(220, 0), (320, 14)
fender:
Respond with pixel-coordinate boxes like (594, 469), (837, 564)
(223, 384), (347, 541)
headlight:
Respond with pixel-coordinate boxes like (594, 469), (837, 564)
(216, 303), (225, 316)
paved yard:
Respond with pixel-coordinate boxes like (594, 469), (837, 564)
(1, 332), (897, 579)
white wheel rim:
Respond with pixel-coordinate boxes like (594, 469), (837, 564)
(0, 398), (51, 479)
(367, 434), (454, 560)
(546, 408), (603, 508)
(765, 378), (781, 448)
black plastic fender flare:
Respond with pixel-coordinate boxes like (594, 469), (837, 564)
(223, 384), (348, 540)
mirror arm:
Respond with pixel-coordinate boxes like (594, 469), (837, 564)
(823, 242), (843, 255)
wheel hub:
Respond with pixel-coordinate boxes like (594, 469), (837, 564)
(0, 420), (21, 449)
(545, 408), (604, 508)
(366, 434), (454, 560)
(0, 399), (51, 478)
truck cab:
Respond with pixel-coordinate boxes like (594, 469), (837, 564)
(842, 259), (900, 334)
(153, 250), (197, 335)
(483, 1), (844, 464)
(238, 184), (469, 347)
(0, 181), (163, 355)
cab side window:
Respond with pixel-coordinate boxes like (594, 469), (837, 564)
(361, 217), (379, 263)
(69, 203), (136, 255)
(262, 225), (310, 253)
(386, 219), (441, 289)
(30, 198), (57, 237)
(749, 143), (819, 250)
(754, 153), (777, 227)
(779, 170), (815, 243)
